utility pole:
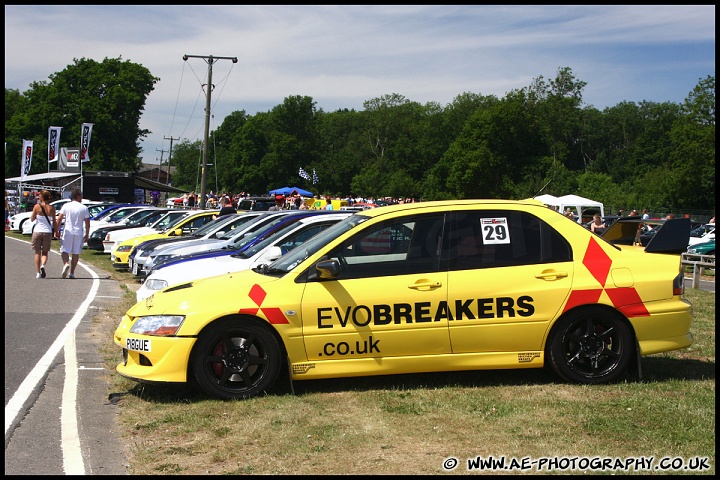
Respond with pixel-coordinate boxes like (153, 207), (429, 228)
(156, 148), (167, 183)
(183, 54), (238, 209)
(164, 135), (180, 186)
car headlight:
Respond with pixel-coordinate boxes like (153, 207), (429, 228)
(143, 279), (169, 291)
(130, 315), (185, 336)
(116, 245), (133, 252)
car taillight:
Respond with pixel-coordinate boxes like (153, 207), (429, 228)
(673, 272), (685, 296)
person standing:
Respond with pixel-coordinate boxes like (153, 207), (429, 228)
(30, 190), (57, 278)
(268, 195), (285, 211)
(5, 190), (10, 226)
(54, 189), (90, 279)
(324, 196), (334, 210)
(641, 209), (650, 220)
(590, 214), (607, 235)
(214, 196), (236, 218)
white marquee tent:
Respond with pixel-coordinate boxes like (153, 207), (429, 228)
(534, 194), (605, 222)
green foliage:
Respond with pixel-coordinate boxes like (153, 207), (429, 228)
(5, 64), (715, 214)
(5, 57), (157, 177)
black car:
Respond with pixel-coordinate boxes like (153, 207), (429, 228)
(236, 196), (277, 211)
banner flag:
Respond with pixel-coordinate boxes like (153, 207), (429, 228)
(80, 123), (93, 163)
(48, 126), (62, 164)
(21, 140), (34, 180)
(312, 169), (319, 185)
(299, 167), (311, 181)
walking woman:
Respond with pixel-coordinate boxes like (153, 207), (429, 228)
(30, 190), (57, 278)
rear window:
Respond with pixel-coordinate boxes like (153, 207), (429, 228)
(237, 199), (275, 211)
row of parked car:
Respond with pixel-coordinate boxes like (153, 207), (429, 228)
(72, 204), (354, 304)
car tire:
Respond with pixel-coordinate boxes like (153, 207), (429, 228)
(191, 318), (282, 400)
(547, 307), (634, 384)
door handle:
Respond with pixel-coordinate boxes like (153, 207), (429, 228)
(408, 281), (442, 290)
(535, 270), (569, 280)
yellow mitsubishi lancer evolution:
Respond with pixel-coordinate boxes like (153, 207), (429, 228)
(114, 199), (693, 400)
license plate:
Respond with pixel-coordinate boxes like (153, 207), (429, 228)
(128, 258), (134, 269)
(132, 261), (139, 275)
(126, 337), (151, 352)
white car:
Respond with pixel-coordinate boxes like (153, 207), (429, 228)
(129, 212), (264, 277)
(687, 224), (714, 246)
(15, 199), (104, 234)
(136, 211), (351, 301)
(101, 210), (196, 253)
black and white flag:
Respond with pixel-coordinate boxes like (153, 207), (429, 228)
(48, 126), (62, 164)
(299, 167), (311, 181)
(80, 123), (93, 163)
(21, 140), (33, 180)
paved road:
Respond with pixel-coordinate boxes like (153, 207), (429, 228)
(4, 236), (129, 475)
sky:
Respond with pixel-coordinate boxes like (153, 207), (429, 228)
(4, 5), (715, 166)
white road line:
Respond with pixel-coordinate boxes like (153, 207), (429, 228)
(62, 331), (85, 475)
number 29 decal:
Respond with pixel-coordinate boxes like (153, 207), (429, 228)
(480, 217), (511, 244)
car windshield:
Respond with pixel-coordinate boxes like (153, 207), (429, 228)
(230, 216), (297, 251)
(219, 213), (263, 233)
(126, 209), (164, 227)
(264, 214), (369, 273)
(152, 211), (190, 230)
(93, 207), (123, 221)
(187, 214), (236, 237)
(105, 208), (141, 223)
(239, 220), (307, 258)
(217, 213), (279, 240)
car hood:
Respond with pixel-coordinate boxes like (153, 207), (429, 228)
(129, 268), (277, 316)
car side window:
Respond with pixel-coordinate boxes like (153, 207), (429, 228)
(327, 213), (445, 279)
(444, 210), (571, 270)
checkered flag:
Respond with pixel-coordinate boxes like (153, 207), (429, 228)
(312, 169), (319, 185)
(299, 167), (311, 181)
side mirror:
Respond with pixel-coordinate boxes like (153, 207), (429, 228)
(260, 246), (283, 263)
(315, 258), (341, 279)
(215, 231), (225, 238)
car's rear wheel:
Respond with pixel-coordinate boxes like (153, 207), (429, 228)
(191, 318), (282, 400)
(547, 307), (634, 384)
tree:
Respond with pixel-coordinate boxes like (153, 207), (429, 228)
(4, 57), (158, 177)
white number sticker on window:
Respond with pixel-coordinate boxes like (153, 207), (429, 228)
(480, 218), (510, 244)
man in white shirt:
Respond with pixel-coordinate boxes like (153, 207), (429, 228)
(55, 189), (90, 279)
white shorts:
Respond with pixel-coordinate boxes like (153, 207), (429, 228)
(60, 232), (84, 255)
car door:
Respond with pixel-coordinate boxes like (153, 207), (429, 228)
(443, 209), (574, 354)
(301, 213), (450, 361)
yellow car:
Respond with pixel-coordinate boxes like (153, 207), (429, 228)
(110, 210), (218, 269)
(114, 199), (693, 400)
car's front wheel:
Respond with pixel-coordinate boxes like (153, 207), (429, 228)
(191, 318), (282, 400)
(547, 307), (634, 384)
